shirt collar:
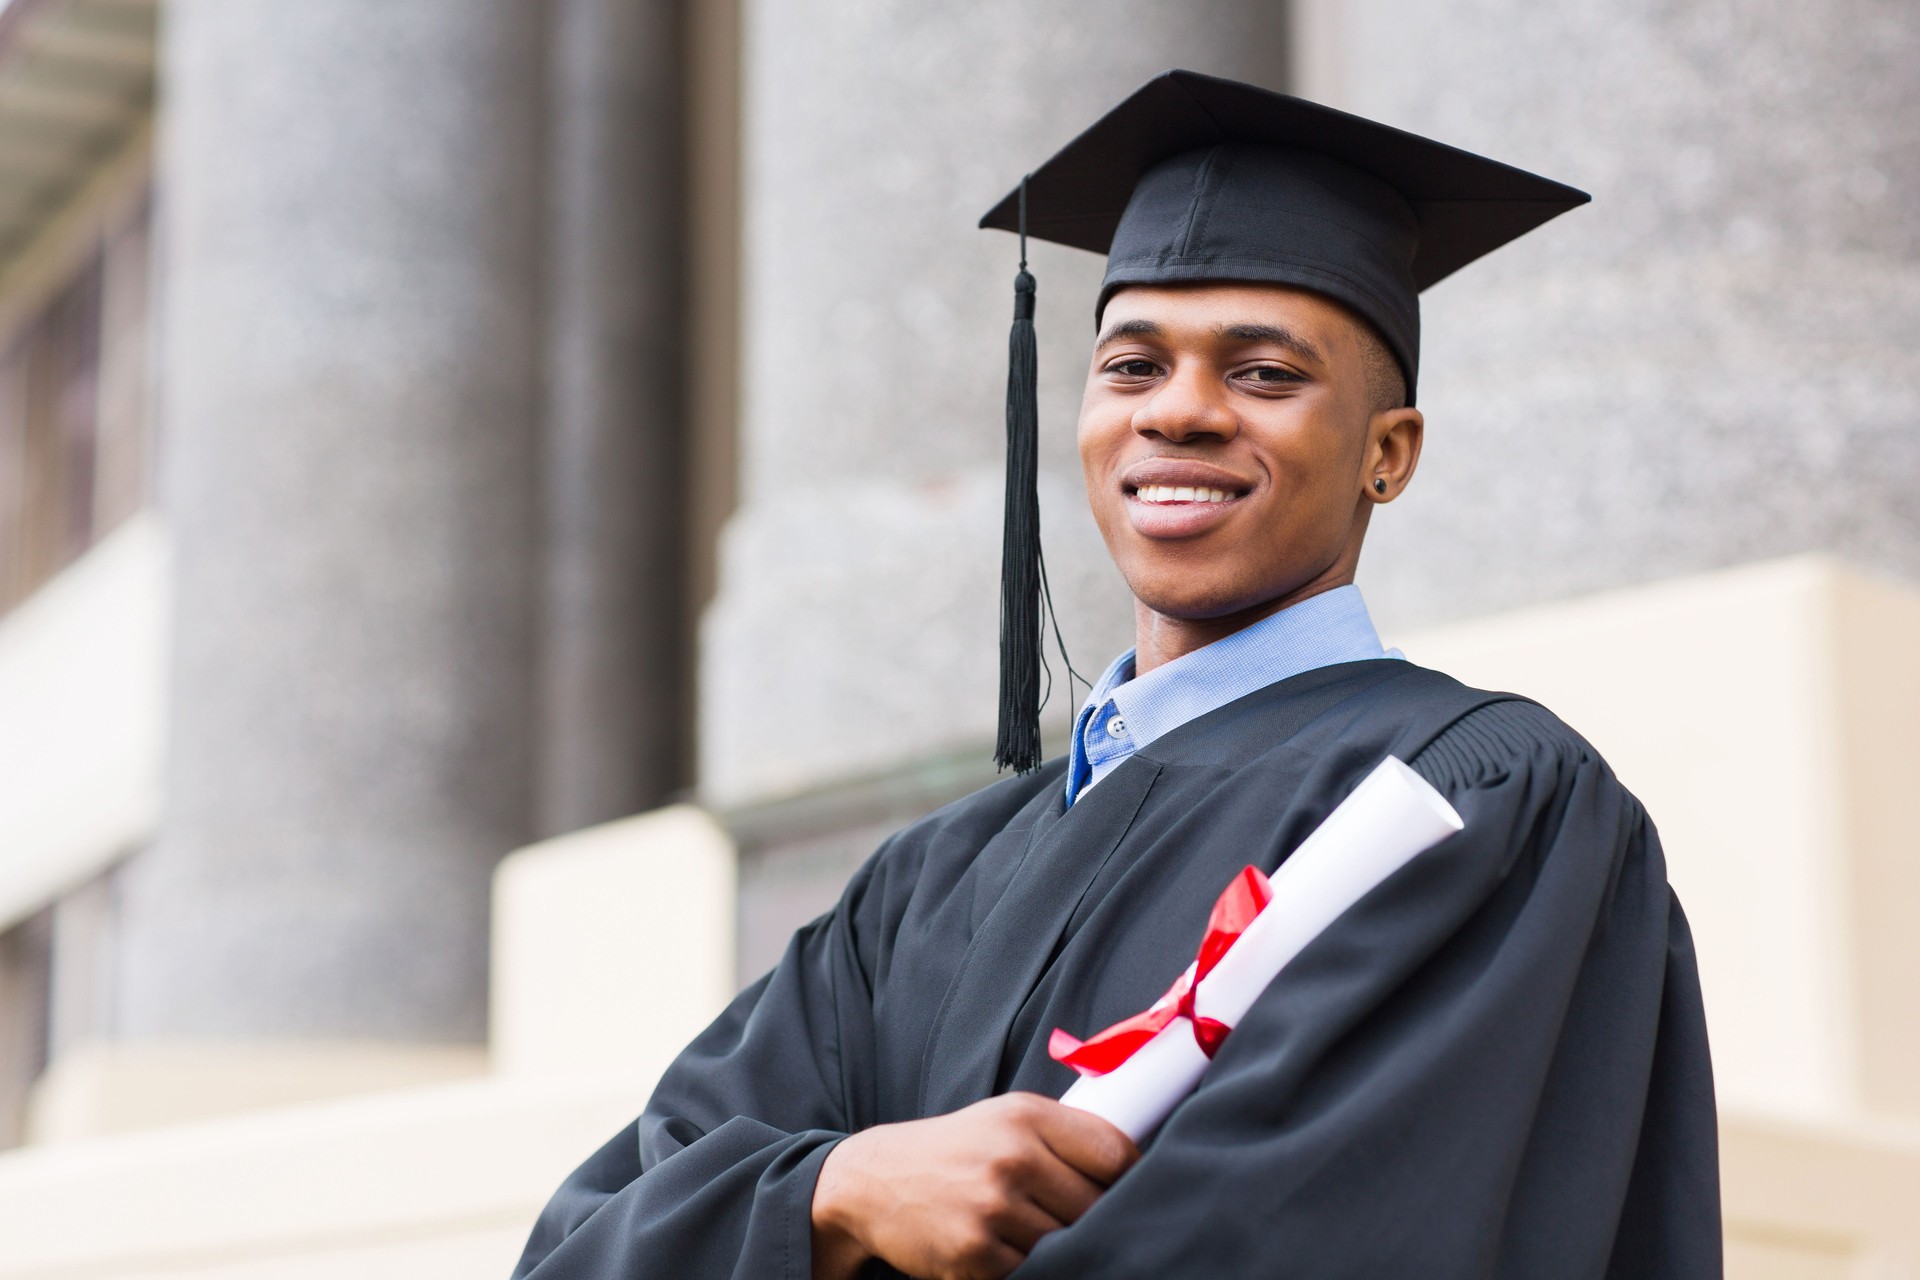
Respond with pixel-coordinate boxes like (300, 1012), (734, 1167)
(1066, 584), (1396, 802)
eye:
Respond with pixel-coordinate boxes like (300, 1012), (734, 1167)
(1234, 365), (1304, 387)
(1104, 357), (1161, 379)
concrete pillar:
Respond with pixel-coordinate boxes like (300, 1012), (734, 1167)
(121, 2), (548, 1043)
(1301, 0), (1920, 629)
(537, 0), (689, 838)
(703, 2), (1294, 805)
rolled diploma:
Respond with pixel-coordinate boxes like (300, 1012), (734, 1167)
(1060, 755), (1464, 1142)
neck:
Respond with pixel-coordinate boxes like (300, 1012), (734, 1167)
(1132, 573), (1354, 676)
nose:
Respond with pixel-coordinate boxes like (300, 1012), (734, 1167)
(1130, 364), (1238, 444)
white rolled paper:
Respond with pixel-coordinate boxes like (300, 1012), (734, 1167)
(1060, 755), (1464, 1142)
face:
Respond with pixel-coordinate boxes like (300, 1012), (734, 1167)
(1077, 282), (1423, 629)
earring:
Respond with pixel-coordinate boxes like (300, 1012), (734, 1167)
(1373, 477), (1388, 495)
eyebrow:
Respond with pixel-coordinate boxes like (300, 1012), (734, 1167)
(1093, 317), (1326, 363)
(1093, 317), (1166, 348)
(1215, 322), (1325, 363)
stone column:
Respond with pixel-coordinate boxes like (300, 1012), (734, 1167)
(120, 2), (548, 1044)
(537, 0), (688, 838)
(703, 2), (1295, 806)
(1306, 0), (1920, 630)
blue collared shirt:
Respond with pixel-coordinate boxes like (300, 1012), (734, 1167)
(1065, 584), (1402, 807)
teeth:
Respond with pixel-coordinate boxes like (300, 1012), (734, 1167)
(1136, 484), (1235, 504)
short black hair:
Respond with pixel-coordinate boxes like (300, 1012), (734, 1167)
(1355, 315), (1409, 416)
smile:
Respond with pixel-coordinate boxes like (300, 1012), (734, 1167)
(1131, 485), (1237, 505)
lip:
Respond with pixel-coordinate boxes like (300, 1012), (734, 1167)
(1118, 458), (1260, 540)
(1113, 458), (1259, 537)
(1120, 458), (1259, 495)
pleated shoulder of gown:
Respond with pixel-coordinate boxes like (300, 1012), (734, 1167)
(1407, 697), (1599, 793)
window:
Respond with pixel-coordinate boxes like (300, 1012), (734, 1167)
(0, 190), (150, 616)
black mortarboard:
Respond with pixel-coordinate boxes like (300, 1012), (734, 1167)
(981, 70), (1589, 773)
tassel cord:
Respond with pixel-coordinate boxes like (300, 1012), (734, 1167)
(1035, 550), (1091, 722)
(994, 175), (1085, 772)
(994, 263), (1042, 772)
(995, 176), (1043, 772)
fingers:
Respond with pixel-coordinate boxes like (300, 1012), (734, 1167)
(1015, 1093), (1142, 1188)
(1017, 1155), (1104, 1227)
(945, 1200), (1056, 1280)
(950, 1235), (1028, 1280)
(985, 1196), (1065, 1254)
(828, 1095), (1135, 1280)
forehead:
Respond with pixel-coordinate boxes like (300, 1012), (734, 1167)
(1098, 282), (1364, 350)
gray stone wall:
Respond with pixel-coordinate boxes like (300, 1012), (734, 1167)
(702, 1), (1295, 806)
(1326, 0), (1920, 634)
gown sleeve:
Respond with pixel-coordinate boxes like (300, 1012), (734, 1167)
(509, 851), (891, 1280)
(1015, 700), (1723, 1280)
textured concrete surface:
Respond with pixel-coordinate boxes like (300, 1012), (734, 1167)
(1318, 0), (1920, 636)
(122, 3), (549, 1041)
(723, 746), (1004, 981)
(537, 0), (690, 837)
(702, 1), (1294, 804)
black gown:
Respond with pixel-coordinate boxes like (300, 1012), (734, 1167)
(512, 660), (1722, 1279)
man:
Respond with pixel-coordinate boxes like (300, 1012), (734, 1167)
(514, 71), (1720, 1279)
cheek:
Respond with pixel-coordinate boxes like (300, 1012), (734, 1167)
(1262, 417), (1362, 497)
(1076, 404), (1126, 481)
(1241, 437), (1363, 557)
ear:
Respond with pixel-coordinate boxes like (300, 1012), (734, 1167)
(1363, 406), (1424, 503)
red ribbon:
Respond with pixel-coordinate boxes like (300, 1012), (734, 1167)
(1048, 865), (1273, 1077)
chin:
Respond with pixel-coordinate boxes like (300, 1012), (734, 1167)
(1127, 576), (1262, 622)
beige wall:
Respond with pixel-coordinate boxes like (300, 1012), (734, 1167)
(491, 805), (737, 1082)
(0, 517), (165, 934)
(0, 1074), (643, 1280)
(1723, 1115), (1920, 1279)
(26, 1042), (487, 1145)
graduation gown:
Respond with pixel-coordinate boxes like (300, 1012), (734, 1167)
(511, 660), (1722, 1279)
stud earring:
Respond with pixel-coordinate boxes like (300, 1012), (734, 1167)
(1373, 477), (1388, 495)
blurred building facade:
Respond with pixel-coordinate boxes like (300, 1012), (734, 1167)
(0, 1), (1916, 1277)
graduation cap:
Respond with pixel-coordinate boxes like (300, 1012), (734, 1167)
(982, 70), (1589, 774)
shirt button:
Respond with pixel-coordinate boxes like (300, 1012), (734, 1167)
(1105, 715), (1128, 739)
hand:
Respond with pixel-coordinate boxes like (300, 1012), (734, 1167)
(810, 1092), (1138, 1280)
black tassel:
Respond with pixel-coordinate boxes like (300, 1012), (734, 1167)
(995, 180), (1043, 774)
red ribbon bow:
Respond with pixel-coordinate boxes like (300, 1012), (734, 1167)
(1048, 865), (1274, 1077)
